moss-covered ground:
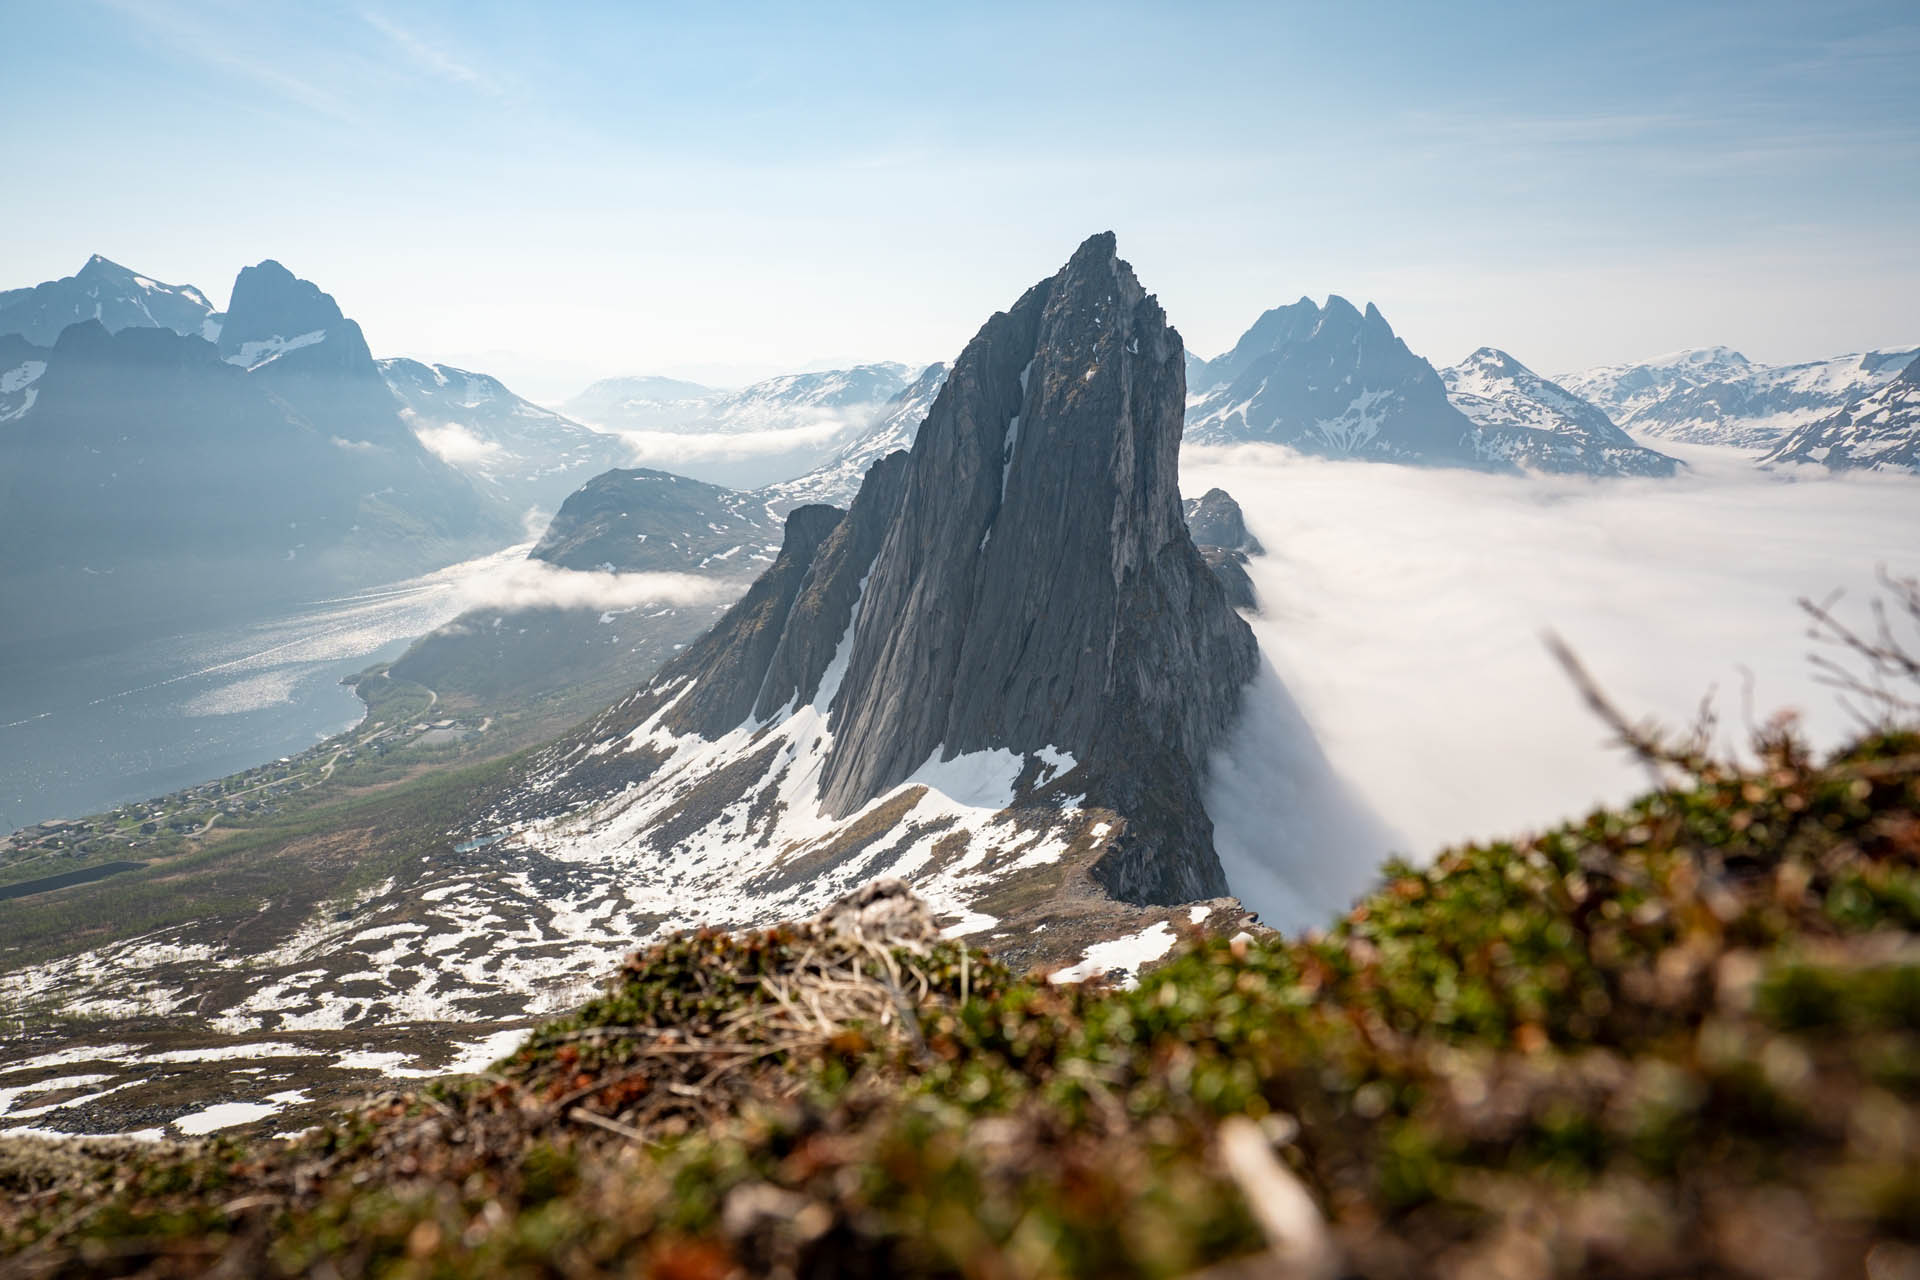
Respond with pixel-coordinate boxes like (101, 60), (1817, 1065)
(2, 724), (1916, 1278)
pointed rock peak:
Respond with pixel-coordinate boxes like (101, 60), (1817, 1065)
(220, 261), (350, 361)
(78, 253), (127, 276)
(1321, 295), (1364, 331)
(1467, 346), (1525, 372)
(1067, 229), (1119, 269)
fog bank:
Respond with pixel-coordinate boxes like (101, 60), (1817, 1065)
(1188, 445), (1920, 928)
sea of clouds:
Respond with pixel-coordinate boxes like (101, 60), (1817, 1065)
(1186, 443), (1920, 931)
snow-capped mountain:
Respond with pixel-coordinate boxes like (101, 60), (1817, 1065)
(1442, 347), (1679, 477)
(1762, 352), (1920, 473)
(563, 362), (920, 489)
(1559, 345), (1920, 449)
(0, 255), (219, 346)
(1184, 296), (1492, 468)
(563, 364), (915, 436)
(561, 374), (716, 430)
(381, 358), (632, 515)
(697, 362), (912, 430)
(759, 362), (949, 513)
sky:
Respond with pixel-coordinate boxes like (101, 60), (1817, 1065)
(6, 0), (1919, 399)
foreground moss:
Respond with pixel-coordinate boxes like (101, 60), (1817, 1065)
(3, 730), (1917, 1278)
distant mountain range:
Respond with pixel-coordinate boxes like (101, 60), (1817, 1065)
(1184, 297), (1677, 476)
(1763, 352), (1920, 472)
(559, 362), (923, 488)
(563, 363), (915, 435)
(0, 257), (524, 644)
(1559, 344), (1920, 451)
(1441, 347), (1678, 476)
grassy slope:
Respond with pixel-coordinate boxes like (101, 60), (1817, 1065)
(2, 725), (1915, 1278)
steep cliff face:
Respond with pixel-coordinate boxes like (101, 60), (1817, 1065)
(817, 232), (1258, 903)
(502, 234), (1260, 935)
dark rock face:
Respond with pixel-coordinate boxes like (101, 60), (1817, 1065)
(0, 255), (215, 346)
(653, 504), (848, 739)
(1184, 488), (1263, 554)
(1200, 547), (1257, 611)
(1762, 353), (1920, 473)
(526, 234), (1260, 906)
(216, 260), (347, 362)
(1186, 297), (1495, 469)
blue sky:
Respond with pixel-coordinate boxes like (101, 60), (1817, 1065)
(7, 0), (1918, 397)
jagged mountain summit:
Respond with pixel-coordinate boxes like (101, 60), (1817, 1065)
(500, 231), (1260, 949)
(1184, 296), (1491, 468)
(1762, 352), (1920, 473)
(381, 358), (632, 514)
(0, 254), (218, 346)
(759, 361), (949, 513)
(1441, 347), (1680, 476)
(1560, 344), (1920, 449)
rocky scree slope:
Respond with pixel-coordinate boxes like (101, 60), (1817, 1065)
(500, 232), (1260, 944)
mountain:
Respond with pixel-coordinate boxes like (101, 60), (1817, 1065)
(561, 374), (716, 430)
(381, 358), (633, 515)
(0, 321), (368, 569)
(563, 362), (920, 488)
(562, 364), (914, 436)
(759, 361), (949, 513)
(696, 362), (913, 430)
(1441, 347), (1680, 476)
(387, 467), (780, 713)
(0, 334), (45, 422)
(0, 262), (512, 647)
(498, 232), (1259, 947)
(1560, 345), (1920, 449)
(0, 254), (217, 346)
(210, 261), (506, 537)
(1184, 296), (1493, 468)
(1761, 352), (1920, 473)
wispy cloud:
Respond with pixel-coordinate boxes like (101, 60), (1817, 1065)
(96, 0), (363, 125)
(361, 10), (497, 94)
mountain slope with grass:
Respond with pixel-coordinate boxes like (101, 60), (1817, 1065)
(4, 702), (1913, 1278)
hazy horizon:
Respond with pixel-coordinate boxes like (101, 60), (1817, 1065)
(8, 1), (1918, 402)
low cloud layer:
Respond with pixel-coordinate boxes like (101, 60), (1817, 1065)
(450, 559), (742, 614)
(413, 422), (503, 465)
(1186, 444), (1920, 926)
(599, 413), (877, 488)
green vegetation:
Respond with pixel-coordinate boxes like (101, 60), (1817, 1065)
(4, 715), (1915, 1277)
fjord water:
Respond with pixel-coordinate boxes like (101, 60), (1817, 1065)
(0, 545), (527, 833)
